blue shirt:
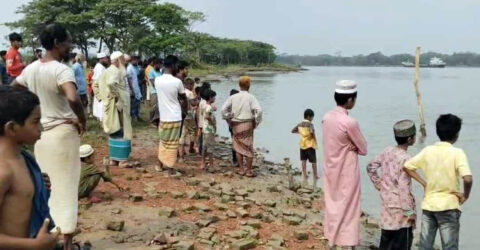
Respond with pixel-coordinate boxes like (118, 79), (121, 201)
(0, 61), (8, 84)
(148, 69), (162, 94)
(127, 63), (142, 100)
(72, 62), (87, 95)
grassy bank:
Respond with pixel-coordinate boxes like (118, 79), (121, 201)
(190, 63), (303, 78)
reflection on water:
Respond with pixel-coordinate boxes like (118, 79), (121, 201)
(211, 66), (480, 248)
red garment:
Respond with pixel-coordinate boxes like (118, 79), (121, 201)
(87, 71), (94, 96)
(6, 47), (24, 77)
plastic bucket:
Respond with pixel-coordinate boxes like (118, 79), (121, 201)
(109, 138), (131, 161)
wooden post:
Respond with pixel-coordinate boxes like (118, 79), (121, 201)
(414, 47), (427, 138)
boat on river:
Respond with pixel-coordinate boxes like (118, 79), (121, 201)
(402, 57), (446, 68)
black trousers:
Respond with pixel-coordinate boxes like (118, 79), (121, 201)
(380, 226), (413, 250)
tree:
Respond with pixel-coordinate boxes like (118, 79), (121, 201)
(6, 0), (98, 59)
(92, 0), (155, 54)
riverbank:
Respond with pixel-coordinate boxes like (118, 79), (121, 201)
(75, 117), (380, 249)
(190, 63), (304, 79)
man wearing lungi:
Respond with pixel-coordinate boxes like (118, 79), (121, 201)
(221, 76), (262, 177)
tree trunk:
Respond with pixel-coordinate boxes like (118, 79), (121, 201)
(98, 38), (103, 53)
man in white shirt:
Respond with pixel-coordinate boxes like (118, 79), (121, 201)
(92, 52), (109, 121)
(14, 24), (86, 250)
(154, 55), (187, 171)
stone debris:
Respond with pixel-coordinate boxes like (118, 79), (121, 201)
(135, 167), (147, 173)
(226, 210), (237, 218)
(282, 216), (303, 226)
(214, 202), (229, 211)
(263, 199), (277, 207)
(236, 208), (249, 218)
(181, 204), (196, 212)
(173, 241), (194, 250)
(235, 189), (249, 197)
(158, 206), (176, 218)
(196, 219), (213, 228)
(294, 230), (309, 240)
(297, 188), (313, 195)
(198, 193), (210, 200)
(237, 201), (251, 209)
(221, 195), (235, 203)
(364, 216), (380, 229)
(267, 234), (285, 247)
(152, 233), (168, 245)
(231, 238), (257, 250)
(209, 188), (223, 196)
(199, 182), (211, 191)
(246, 219), (261, 229)
(186, 179), (200, 186)
(261, 214), (275, 223)
(240, 226), (259, 239)
(128, 193), (143, 202)
(170, 191), (185, 199)
(267, 185), (282, 193)
(186, 190), (200, 199)
(194, 203), (212, 212)
(106, 221), (125, 231)
(111, 208), (122, 215)
(197, 227), (216, 240)
(142, 173), (153, 178)
(235, 196), (245, 202)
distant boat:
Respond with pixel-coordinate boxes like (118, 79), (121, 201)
(402, 57), (446, 68)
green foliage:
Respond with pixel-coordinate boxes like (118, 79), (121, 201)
(5, 0), (98, 57)
(5, 0), (276, 65)
(182, 33), (276, 65)
(277, 51), (480, 67)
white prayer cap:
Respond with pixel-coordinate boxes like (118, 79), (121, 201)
(124, 54), (131, 61)
(335, 80), (357, 94)
(110, 51), (123, 62)
(79, 144), (94, 158)
(96, 52), (107, 59)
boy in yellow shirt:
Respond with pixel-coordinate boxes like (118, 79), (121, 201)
(404, 114), (473, 250)
(292, 109), (319, 182)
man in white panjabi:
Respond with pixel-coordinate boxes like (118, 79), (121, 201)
(97, 51), (133, 167)
(92, 52), (109, 121)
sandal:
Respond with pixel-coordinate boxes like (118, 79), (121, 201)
(236, 170), (245, 176)
(245, 172), (257, 178)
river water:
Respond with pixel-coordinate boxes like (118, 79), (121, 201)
(211, 66), (479, 248)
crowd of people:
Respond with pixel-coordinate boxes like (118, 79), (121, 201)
(0, 23), (474, 250)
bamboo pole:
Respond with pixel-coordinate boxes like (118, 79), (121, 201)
(414, 47), (427, 138)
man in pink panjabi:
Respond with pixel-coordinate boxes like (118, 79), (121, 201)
(322, 80), (368, 248)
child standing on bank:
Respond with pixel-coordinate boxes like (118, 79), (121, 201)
(404, 114), (473, 250)
(201, 89), (217, 171)
(367, 120), (417, 250)
(291, 109), (319, 182)
(0, 85), (58, 249)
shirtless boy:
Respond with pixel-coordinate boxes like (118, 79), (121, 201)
(0, 85), (58, 249)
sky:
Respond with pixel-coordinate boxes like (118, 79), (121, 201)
(1, 0), (480, 55)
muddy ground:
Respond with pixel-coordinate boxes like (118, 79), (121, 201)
(74, 119), (380, 250)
